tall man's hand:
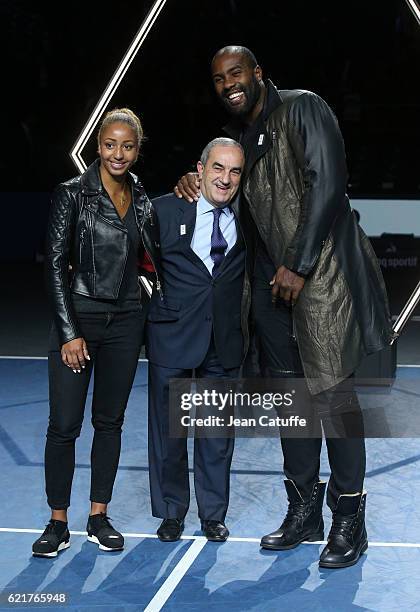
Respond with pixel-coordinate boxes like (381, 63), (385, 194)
(270, 265), (305, 305)
(174, 172), (201, 203)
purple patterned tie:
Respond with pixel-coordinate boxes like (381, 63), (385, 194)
(210, 207), (228, 277)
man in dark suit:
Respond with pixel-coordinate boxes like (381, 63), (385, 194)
(147, 138), (248, 542)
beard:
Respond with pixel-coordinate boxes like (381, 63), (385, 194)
(219, 75), (261, 118)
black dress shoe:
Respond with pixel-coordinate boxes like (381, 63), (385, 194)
(201, 520), (229, 542)
(157, 518), (184, 542)
(260, 479), (325, 550)
(319, 492), (368, 569)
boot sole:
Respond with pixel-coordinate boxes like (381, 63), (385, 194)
(319, 540), (368, 568)
(87, 535), (124, 551)
(260, 532), (324, 551)
(32, 541), (70, 558)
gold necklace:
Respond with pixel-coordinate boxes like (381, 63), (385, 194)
(119, 183), (128, 208)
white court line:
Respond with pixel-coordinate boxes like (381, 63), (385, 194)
(143, 539), (206, 612)
(3, 529), (420, 612)
(1, 355), (419, 368)
(1, 528), (420, 548)
(0, 356), (47, 360)
(0, 356), (148, 362)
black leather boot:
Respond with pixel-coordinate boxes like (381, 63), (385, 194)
(319, 492), (367, 568)
(260, 479), (326, 550)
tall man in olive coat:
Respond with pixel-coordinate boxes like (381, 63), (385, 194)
(175, 45), (392, 568)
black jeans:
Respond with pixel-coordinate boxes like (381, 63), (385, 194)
(252, 276), (366, 510)
(45, 309), (145, 509)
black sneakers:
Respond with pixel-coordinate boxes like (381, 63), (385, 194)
(32, 520), (70, 558)
(87, 513), (124, 551)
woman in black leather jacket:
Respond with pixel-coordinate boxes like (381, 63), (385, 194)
(33, 108), (159, 557)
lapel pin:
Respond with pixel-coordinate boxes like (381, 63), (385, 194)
(180, 224), (186, 235)
(258, 134), (264, 146)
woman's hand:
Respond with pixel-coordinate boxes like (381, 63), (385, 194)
(174, 172), (201, 203)
(61, 338), (90, 373)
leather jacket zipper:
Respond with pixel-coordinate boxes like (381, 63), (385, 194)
(79, 227), (86, 264)
(86, 211), (96, 293)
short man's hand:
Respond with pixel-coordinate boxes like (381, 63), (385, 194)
(270, 265), (305, 305)
(174, 172), (201, 203)
(61, 337), (90, 373)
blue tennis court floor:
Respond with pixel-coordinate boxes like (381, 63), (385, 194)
(1, 358), (420, 611)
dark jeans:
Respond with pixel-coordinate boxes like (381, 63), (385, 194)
(45, 309), (145, 509)
(252, 277), (366, 510)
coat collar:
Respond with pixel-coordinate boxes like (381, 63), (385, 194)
(222, 80), (283, 179)
(176, 196), (243, 278)
(222, 80), (283, 140)
(79, 158), (149, 231)
(80, 157), (144, 198)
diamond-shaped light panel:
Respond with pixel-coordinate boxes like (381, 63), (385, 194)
(406, 0), (420, 24)
(70, 0), (167, 173)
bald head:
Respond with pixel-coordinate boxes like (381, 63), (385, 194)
(211, 46), (264, 123)
(211, 46), (258, 71)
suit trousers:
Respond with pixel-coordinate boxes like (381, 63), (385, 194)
(148, 337), (238, 522)
(45, 309), (144, 509)
(251, 277), (366, 510)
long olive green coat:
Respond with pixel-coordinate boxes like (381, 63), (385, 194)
(227, 81), (393, 394)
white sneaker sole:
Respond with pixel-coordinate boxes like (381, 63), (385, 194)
(33, 540), (70, 558)
(87, 535), (124, 551)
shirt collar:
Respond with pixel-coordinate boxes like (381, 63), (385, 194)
(197, 194), (232, 216)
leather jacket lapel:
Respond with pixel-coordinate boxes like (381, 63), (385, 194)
(132, 181), (151, 230)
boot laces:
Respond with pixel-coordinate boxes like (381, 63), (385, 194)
(282, 501), (310, 526)
(330, 513), (356, 539)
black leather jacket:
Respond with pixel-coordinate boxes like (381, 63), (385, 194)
(45, 159), (161, 345)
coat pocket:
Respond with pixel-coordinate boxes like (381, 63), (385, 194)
(147, 298), (181, 322)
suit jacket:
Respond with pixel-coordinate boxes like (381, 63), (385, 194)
(146, 193), (247, 370)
